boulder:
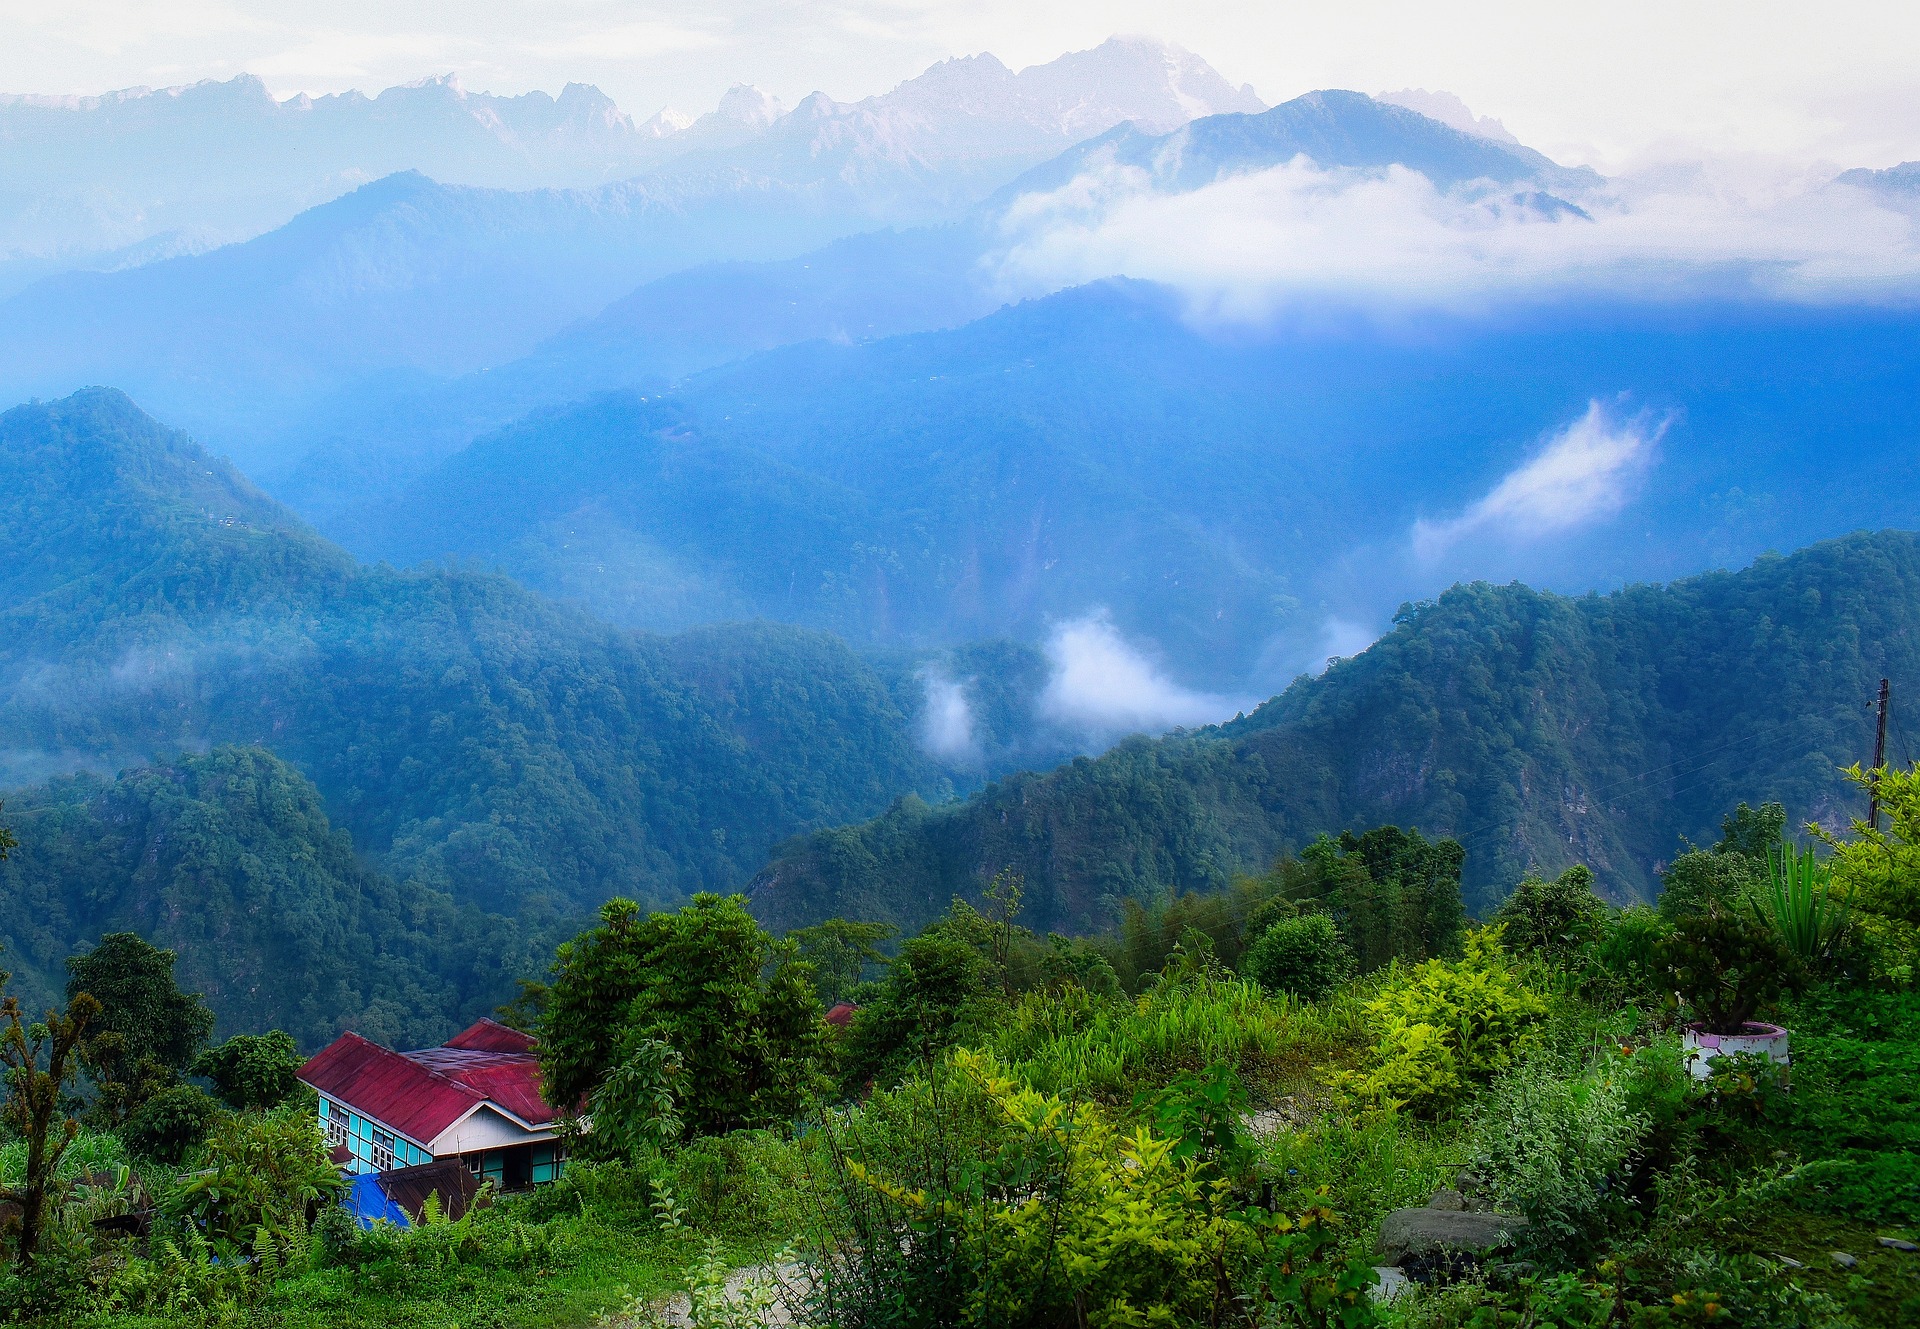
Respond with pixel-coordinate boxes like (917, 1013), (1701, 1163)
(1376, 1207), (1530, 1266)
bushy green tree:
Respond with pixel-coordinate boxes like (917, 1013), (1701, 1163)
(165, 1107), (341, 1246)
(1242, 913), (1355, 1001)
(1276, 828), (1466, 972)
(787, 918), (895, 1005)
(191, 1031), (303, 1111)
(120, 1084), (222, 1165)
(66, 933), (214, 1126)
(839, 931), (994, 1093)
(539, 894), (824, 1138)
(1494, 864), (1610, 956)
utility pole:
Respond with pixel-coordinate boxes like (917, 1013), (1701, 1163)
(1870, 677), (1890, 832)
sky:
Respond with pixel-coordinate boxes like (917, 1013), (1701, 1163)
(2, 1), (1918, 173)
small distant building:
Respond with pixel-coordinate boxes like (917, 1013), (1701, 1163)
(297, 1018), (565, 1190)
(824, 1001), (858, 1028)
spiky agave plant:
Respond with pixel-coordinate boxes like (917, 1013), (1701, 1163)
(1754, 842), (1849, 965)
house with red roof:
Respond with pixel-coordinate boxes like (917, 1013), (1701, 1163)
(297, 1018), (565, 1190)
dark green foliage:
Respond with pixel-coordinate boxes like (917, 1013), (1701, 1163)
(0, 746), (548, 1049)
(1659, 910), (1797, 1034)
(1243, 913), (1356, 1000)
(755, 533), (1920, 935)
(119, 1085), (220, 1165)
(787, 919), (895, 1005)
(1269, 830), (1465, 973)
(190, 1032), (303, 1111)
(538, 894), (825, 1137)
(66, 933), (214, 1125)
(1658, 850), (1764, 922)
(1494, 865), (1610, 956)
(839, 932), (994, 1093)
(1718, 801), (1788, 859)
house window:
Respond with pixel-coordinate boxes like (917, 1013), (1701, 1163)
(370, 1127), (396, 1172)
(320, 1099), (347, 1150)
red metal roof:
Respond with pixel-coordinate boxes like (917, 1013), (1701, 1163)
(824, 1002), (858, 1027)
(298, 1024), (556, 1147)
(443, 1018), (536, 1054)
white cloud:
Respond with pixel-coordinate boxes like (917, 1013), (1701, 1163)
(1038, 611), (1237, 735)
(918, 667), (978, 762)
(988, 156), (1920, 318)
(1412, 400), (1664, 560)
(1317, 615), (1379, 666)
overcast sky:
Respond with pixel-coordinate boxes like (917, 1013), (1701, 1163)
(2, 1), (1916, 172)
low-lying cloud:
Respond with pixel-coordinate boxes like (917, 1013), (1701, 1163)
(1413, 400), (1664, 560)
(989, 155), (1920, 319)
(917, 667), (979, 764)
(1039, 612), (1239, 735)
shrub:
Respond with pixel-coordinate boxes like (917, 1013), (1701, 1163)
(1466, 1050), (1650, 1263)
(1752, 843), (1850, 968)
(1338, 927), (1549, 1118)
(1244, 913), (1357, 1001)
(164, 1106), (341, 1246)
(190, 1030), (304, 1111)
(119, 1084), (220, 1164)
(582, 1032), (683, 1161)
(1591, 907), (1673, 1004)
(1658, 910), (1795, 1034)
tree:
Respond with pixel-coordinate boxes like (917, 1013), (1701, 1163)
(1492, 864), (1609, 956)
(539, 894), (825, 1138)
(66, 932), (215, 1125)
(0, 981), (100, 1270)
(1816, 764), (1920, 981)
(839, 931), (993, 1093)
(121, 1084), (222, 1165)
(787, 918), (895, 1006)
(191, 1031), (304, 1111)
(1243, 913), (1356, 1001)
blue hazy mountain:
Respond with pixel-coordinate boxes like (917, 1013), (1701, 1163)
(995, 87), (1599, 199)
(346, 281), (1920, 694)
(0, 388), (963, 914)
(264, 87), (1603, 517)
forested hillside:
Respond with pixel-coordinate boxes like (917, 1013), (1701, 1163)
(751, 531), (1920, 931)
(0, 745), (540, 1049)
(0, 388), (948, 918)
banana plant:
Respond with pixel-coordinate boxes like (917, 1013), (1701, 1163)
(1753, 842), (1849, 964)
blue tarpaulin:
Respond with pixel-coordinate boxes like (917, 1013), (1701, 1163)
(344, 1171), (411, 1229)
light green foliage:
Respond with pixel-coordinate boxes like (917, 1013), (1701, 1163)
(190, 1030), (304, 1111)
(1466, 1049), (1650, 1262)
(1493, 865), (1609, 958)
(0, 1130), (125, 1187)
(1245, 913), (1358, 1001)
(1753, 842), (1849, 967)
(1339, 928), (1549, 1118)
(992, 973), (1324, 1102)
(1819, 764), (1920, 984)
(164, 1107), (342, 1248)
(541, 895), (825, 1138)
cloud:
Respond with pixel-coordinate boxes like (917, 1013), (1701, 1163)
(1038, 611), (1238, 735)
(918, 667), (978, 763)
(1412, 400), (1665, 560)
(988, 155), (1920, 320)
(1317, 615), (1379, 667)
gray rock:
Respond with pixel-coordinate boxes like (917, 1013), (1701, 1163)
(1878, 1237), (1919, 1253)
(1377, 1207), (1530, 1266)
(1832, 1251), (1858, 1269)
(1427, 1188), (1467, 1211)
(1372, 1266), (1412, 1304)
(1775, 1255), (1804, 1269)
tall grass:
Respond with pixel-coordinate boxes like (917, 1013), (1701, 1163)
(1756, 842), (1849, 964)
(0, 1129), (127, 1187)
(988, 975), (1356, 1101)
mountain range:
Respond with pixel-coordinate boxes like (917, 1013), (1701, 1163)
(0, 37), (1261, 281)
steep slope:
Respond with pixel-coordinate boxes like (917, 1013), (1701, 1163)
(352, 281), (1920, 692)
(750, 532), (1920, 933)
(0, 388), (946, 914)
(0, 746), (541, 1050)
